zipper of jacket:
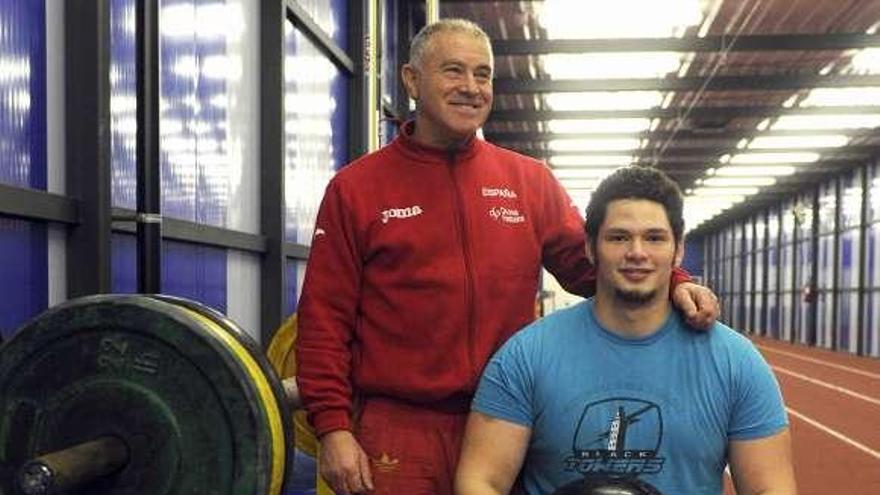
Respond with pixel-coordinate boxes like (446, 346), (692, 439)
(446, 150), (477, 382)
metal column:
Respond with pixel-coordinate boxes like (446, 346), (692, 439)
(135, 0), (162, 294)
(260, 0), (287, 346)
(857, 165), (870, 355)
(809, 187), (820, 346)
(65, 0), (112, 297)
(831, 179), (842, 350)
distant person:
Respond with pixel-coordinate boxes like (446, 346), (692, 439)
(456, 167), (795, 495)
(296, 19), (720, 495)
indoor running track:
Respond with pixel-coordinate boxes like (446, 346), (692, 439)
(723, 336), (880, 494)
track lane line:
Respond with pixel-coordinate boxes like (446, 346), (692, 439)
(786, 407), (880, 461)
(757, 344), (880, 380)
(772, 365), (880, 408)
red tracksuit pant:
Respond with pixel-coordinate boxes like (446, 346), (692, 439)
(355, 397), (469, 495)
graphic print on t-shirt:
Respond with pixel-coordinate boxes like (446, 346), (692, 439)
(564, 397), (666, 481)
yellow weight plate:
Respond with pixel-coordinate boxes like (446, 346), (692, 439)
(266, 314), (318, 456)
(267, 314), (333, 495)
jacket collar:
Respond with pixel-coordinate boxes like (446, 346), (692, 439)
(393, 120), (482, 164)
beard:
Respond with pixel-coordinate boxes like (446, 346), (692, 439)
(614, 288), (658, 305)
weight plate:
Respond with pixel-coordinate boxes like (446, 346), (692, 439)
(266, 315), (317, 457)
(0, 295), (284, 495)
(553, 475), (663, 495)
(267, 315), (334, 495)
(146, 295), (293, 492)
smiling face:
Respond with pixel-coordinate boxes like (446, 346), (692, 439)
(588, 199), (684, 307)
(401, 30), (494, 149)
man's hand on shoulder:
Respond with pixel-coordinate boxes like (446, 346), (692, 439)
(672, 281), (720, 330)
(319, 430), (374, 494)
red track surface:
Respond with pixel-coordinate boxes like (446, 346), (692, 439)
(723, 336), (880, 494)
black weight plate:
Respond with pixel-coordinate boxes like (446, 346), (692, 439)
(0, 295), (284, 495)
(553, 475), (663, 495)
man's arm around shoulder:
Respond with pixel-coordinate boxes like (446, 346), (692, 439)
(455, 411), (531, 495)
(729, 427), (797, 495)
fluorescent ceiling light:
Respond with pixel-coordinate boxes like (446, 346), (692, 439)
(544, 91), (664, 111)
(559, 178), (602, 189)
(691, 186), (760, 196)
(748, 135), (849, 149)
(548, 138), (641, 151)
(684, 195), (741, 203)
(547, 118), (651, 134)
(541, 53), (683, 79)
(702, 177), (777, 187)
(772, 114), (880, 130)
(685, 195), (745, 205)
(799, 87), (880, 107)
(715, 165), (797, 177)
(729, 152), (820, 164)
(684, 207), (726, 216)
(549, 155), (634, 167)
(539, 0), (703, 39)
(553, 168), (620, 179)
(850, 48), (880, 73)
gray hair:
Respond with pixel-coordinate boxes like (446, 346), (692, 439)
(409, 18), (492, 68)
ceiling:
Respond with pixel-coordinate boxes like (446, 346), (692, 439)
(439, 0), (880, 235)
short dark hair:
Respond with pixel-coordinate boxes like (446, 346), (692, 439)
(584, 166), (684, 245)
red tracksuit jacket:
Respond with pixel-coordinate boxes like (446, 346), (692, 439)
(296, 124), (691, 436)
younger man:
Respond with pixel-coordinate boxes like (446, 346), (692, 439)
(455, 167), (796, 495)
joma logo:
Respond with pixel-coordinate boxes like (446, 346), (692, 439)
(381, 205), (423, 224)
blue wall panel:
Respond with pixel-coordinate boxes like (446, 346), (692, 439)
(162, 240), (226, 312)
(867, 290), (878, 357)
(767, 243), (779, 338)
(0, 1), (47, 337)
(795, 240), (813, 344)
(159, 0), (230, 227)
(111, 0), (137, 209)
(0, 218), (47, 339)
(381, 0), (400, 146)
(870, 224), (879, 289)
(0, 0), (46, 190)
(285, 260), (299, 316)
(112, 233), (138, 293)
(112, 233), (226, 311)
(870, 163), (880, 224)
(284, 21), (349, 245)
(681, 237), (703, 279)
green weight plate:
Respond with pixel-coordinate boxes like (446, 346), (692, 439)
(0, 295), (283, 495)
(145, 295), (293, 491)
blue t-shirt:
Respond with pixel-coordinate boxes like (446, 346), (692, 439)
(472, 299), (788, 495)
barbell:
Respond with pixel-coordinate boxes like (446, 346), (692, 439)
(0, 294), (303, 495)
(1, 296), (673, 495)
